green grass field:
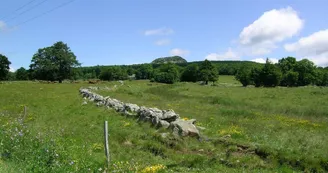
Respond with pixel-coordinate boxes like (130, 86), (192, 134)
(1, 76), (328, 172)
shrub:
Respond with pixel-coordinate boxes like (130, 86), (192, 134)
(153, 63), (180, 84)
(235, 65), (252, 87)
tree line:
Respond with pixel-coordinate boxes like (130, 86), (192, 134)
(0, 41), (327, 87)
(235, 57), (328, 87)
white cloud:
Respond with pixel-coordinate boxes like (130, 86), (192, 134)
(9, 66), (15, 72)
(239, 7), (303, 55)
(251, 58), (279, 64)
(169, 48), (189, 57)
(284, 29), (328, 66)
(155, 39), (170, 46)
(144, 27), (174, 36)
(205, 48), (240, 60)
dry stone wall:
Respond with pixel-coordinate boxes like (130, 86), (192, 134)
(79, 87), (200, 137)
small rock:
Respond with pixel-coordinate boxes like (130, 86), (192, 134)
(223, 134), (231, 138)
(123, 140), (133, 146)
(152, 116), (159, 126)
(158, 120), (170, 129)
(82, 101), (88, 105)
(160, 133), (169, 139)
(197, 126), (206, 130)
(170, 119), (200, 137)
(161, 109), (179, 122)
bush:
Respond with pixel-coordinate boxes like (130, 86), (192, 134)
(235, 65), (252, 87)
(153, 63), (180, 84)
(180, 64), (199, 82)
(284, 71), (299, 87)
(260, 59), (282, 87)
(99, 66), (128, 81)
(135, 64), (153, 80)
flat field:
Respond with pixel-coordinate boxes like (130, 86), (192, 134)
(0, 76), (327, 172)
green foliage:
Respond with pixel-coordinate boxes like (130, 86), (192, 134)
(136, 64), (153, 80)
(294, 59), (316, 86)
(153, 63), (180, 84)
(0, 54), (11, 80)
(99, 66), (128, 81)
(260, 59), (282, 87)
(199, 60), (218, 84)
(180, 64), (199, 82)
(235, 65), (252, 87)
(15, 67), (29, 80)
(151, 56), (187, 64)
(29, 41), (80, 82)
(127, 68), (136, 76)
(240, 57), (321, 87)
(251, 68), (262, 87)
(284, 71), (299, 87)
(278, 57), (297, 73)
(315, 68), (328, 86)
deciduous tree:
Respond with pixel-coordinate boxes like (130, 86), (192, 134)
(29, 41), (80, 83)
(0, 54), (11, 80)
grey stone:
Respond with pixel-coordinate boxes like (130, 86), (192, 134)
(151, 116), (159, 126)
(82, 101), (88, 105)
(158, 120), (170, 129)
(160, 133), (169, 139)
(161, 109), (179, 122)
(197, 126), (206, 131)
(140, 107), (163, 119)
(124, 103), (140, 114)
(170, 119), (200, 137)
(96, 102), (104, 107)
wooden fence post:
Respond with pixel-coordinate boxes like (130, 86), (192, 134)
(104, 121), (110, 171)
(23, 106), (27, 122)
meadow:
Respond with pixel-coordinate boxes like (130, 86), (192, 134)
(0, 76), (327, 172)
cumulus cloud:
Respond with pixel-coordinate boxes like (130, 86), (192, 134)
(205, 48), (240, 61)
(155, 39), (170, 46)
(284, 29), (328, 66)
(170, 48), (189, 56)
(251, 58), (279, 64)
(144, 27), (174, 36)
(239, 7), (303, 55)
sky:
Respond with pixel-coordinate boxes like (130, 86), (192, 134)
(0, 0), (328, 71)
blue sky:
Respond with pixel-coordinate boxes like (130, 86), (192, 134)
(1, 0), (328, 71)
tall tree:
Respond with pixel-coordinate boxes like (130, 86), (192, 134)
(235, 65), (253, 87)
(180, 64), (199, 82)
(0, 54), (11, 80)
(199, 60), (218, 84)
(277, 57), (297, 73)
(135, 64), (153, 79)
(260, 59), (282, 87)
(15, 67), (29, 80)
(29, 41), (80, 83)
(294, 59), (316, 86)
(278, 57), (298, 86)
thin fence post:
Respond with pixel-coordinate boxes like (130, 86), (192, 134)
(104, 121), (110, 171)
(23, 106), (27, 122)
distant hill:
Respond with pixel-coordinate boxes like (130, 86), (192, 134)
(151, 56), (187, 64)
